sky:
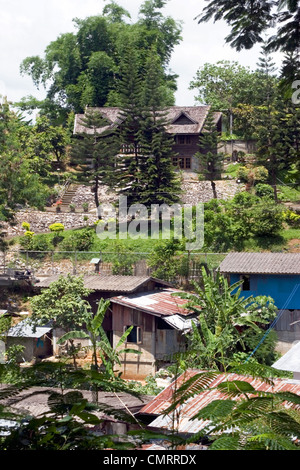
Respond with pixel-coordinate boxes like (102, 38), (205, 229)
(0, 0), (284, 108)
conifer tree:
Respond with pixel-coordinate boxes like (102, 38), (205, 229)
(113, 46), (145, 206)
(138, 51), (181, 207)
(196, 109), (224, 199)
(71, 108), (119, 213)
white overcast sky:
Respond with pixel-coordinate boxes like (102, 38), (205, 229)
(0, 0), (283, 107)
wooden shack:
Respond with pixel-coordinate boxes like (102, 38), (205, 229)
(110, 288), (198, 379)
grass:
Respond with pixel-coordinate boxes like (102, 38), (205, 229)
(278, 185), (300, 203)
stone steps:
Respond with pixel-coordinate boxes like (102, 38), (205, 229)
(59, 184), (79, 208)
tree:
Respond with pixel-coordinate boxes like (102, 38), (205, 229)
(196, 109), (224, 198)
(175, 268), (278, 371)
(164, 364), (300, 450)
(195, 0), (300, 85)
(137, 50), (182, 207)
(71, 108), (119, 213)
(113, 45), (146, 206)
(57, 298), (140, 377)
(19, 1), (182, 121)
(0, 100), (51, 213)
(30, 274), (91, 332)
(189, 61), (261, 134)
(254, 93), (300, 202)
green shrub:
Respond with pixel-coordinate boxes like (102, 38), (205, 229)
(255, 183), (274, 199)
(49, 223), (65, 233)
(21, 222), (30, 231)
(283, 209), (300, 228)
(60, 228), (94, 252)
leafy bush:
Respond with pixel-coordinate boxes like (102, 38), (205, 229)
(251, 202), (284, 237)
(49, 223), (64, 233)
(255, 183), (274, 199)
(283, 209), (300, 228)
(19, 231), (35, 250)
(60, 228), (94, 252)
(21, 222), (30, 231)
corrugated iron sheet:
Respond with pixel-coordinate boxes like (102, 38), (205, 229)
(111, 289), (192, 317)
(38, 274), (170, 292)
(219, 252), (300, 275)
(140, 370), (300, 434)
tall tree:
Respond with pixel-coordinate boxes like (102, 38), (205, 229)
(189, 61), (262, 134)
(19, 1), (182, 122)
(138, 51), (181, 207)
(196, 0), (300, 85)
(71, 108), (119, 213)
(196, 109), (224, 199)
(255, 94), (300, 202)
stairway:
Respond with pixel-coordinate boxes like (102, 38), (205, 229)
(58, 184), (79, 211)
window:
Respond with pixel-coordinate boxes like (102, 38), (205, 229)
(125, 326), (142, 344)
(172, 157), (191, 169)
(176, 135), (191, 145)
(241, 275), (251, 291)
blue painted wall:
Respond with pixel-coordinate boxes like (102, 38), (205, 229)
(229, 274), (300, 310)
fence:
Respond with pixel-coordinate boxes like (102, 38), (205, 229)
(0, 249), (227, 285)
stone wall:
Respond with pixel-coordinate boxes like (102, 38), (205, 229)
(4, 209), (97, 237)
(3, 179), (241, 238)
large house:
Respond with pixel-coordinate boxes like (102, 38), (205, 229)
(73, 106), (222, 172)
(219, 252), (300, 350)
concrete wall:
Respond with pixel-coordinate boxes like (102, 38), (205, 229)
(7, 334), (53, 363)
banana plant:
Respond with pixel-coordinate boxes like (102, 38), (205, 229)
(57, 297), (141, 376)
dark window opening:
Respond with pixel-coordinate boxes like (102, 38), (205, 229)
(241, 275), (251, 291)
(125, 325), (142, 343)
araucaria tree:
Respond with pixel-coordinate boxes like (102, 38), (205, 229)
(71, 108), (119, 213)
(196, 109), (224, 199)
(138, 51), (182, 207)
(113, 46), (181, 207)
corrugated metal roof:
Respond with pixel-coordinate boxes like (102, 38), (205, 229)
(7, 319), (52, 339)
(219, 252), (300, 275)
(110, 288), (192, 317)
(272, 341), (300, 373)
(37, 274), (171, 292)
(140, 369), (300, 434)
(2, 386), (151, 420)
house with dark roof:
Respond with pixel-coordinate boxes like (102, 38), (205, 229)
(109, 288), (198, 379)
(219, 252), (300, 349)
(73, 106), (222, 171)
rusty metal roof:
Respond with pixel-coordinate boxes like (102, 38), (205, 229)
(140, 369), (300, 434)
(110, 288), (193, 318)
(37, 274), (171, 292)
(219, 252), (300, 275)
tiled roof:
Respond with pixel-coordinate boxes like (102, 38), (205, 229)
(110, 288), (192, 317)
(37, 274), (171, 292)
(140, 369), (300, 434)
(74, 106), (221, 136)
(219, 252), (300, 275)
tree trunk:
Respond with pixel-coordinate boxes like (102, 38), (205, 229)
(211, 180), (217, 199)
(271, 167), (278, 203)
